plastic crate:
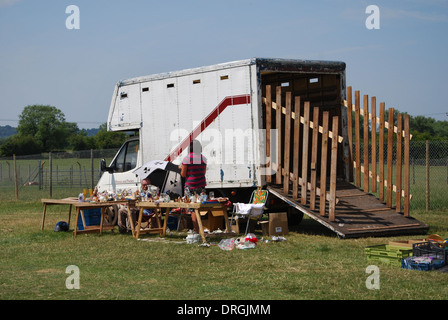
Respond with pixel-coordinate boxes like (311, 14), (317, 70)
(365, 244), (413, 266)
(401, 256), (445, 271)
(77, 208), (102, 231)
(412, 241), (448, 263)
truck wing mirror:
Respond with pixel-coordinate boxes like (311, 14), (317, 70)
(100, 159), (113, 173)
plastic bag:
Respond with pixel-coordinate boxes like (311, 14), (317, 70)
(236, 241), (256, 250)
(245, 233), (258, 243)
(185, 232), (200, 244)
(218, 238), (235, 251)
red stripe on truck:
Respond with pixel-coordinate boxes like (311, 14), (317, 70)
(164, 94), (251, 162)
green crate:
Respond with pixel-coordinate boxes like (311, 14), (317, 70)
(365, 244), (413, 266)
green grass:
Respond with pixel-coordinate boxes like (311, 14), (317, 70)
(1, 187), (448, 300)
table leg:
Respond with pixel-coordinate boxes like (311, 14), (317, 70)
(68, 204), (72, 228)
(73, 208), (81, 238)
(194, 209), (206, 243)
(127, 206), (135, 237)
(155, 209), (162, 228)
(100, 207), (104, 235)
(135, 207), (143, 239)
(80, 210), (87, 229)
(41, 204), (47, 231)
(222, 207), (231, 233)
(162, 207), (170, 236)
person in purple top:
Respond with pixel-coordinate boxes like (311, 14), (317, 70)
(180, 139), (207, 232)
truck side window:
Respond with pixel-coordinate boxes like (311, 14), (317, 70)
(112, 140), (139, 173)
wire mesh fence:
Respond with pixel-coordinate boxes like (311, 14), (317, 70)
(0, 149), (117, 198)
(352, 140), (448, 211)
(1, 141), (447, 211)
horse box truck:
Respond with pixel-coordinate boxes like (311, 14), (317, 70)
(97, 57), (347, 215)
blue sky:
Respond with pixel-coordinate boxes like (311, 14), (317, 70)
(0, 0), (447, 129)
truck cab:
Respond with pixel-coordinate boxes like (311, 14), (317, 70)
(97, 137), (141, 193)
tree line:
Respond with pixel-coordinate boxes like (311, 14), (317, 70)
(1, 104), (446, 157)
(351, 109), (448, 141)
(0, 105), (128, 157)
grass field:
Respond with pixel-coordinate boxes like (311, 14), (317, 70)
(0, 187), (447, 301)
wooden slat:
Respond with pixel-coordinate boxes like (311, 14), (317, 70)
(396, 113), (402, 212)
(276, 86), (282, 184)
(379, 103), (385, 201)
(301, 102), (310, 205)
(354, 162), (411, 199)
(357, 207), (393, 213)
(283, 92), (292, 194)
(329, 116), (339, 222)
(292, 96), (301, 200)
(347, 87), (354, 182)
(355, 91), (361, 188)
(265, 85), (272, 183)
(320, 111), (329, 216)
(343, 100), (412, 139)
(404, 114), (410, 216)
(262, 97), (343, 143)
(347, 223), (420, 232)
(371, 97), (377, 193)
(310, 107), (319, 210)
(286, 171), (338, 204)
(363, 95), (369, 193)
(386, 108), (394, 207)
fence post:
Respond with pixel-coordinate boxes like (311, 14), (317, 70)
(77, 161), (82, 187)
(378, 103), (385, 201)
(386, 108), (394, 208)
(38, 160), (42, 190)
(329, 116), (339, 222)
(396, 113), (402, 212)
(426, 140), (430, 212)
(49, 152), (53, 197)
(346, 86), (353, 182)
(403, 114), (410, 216)
(363, 95), (369, 193)
(14, 155), (18, 200)
(355, 91), (361, 188)
(371, 96), (377, 193)
(91, 149), (94, 190)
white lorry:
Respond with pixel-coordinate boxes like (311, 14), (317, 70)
(97, 58), (347, 221)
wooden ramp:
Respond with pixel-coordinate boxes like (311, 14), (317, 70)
(268, 183), (429, 239)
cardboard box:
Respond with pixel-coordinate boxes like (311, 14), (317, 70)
(260, 213), (288, 236)
(200, 209), (224, 231)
